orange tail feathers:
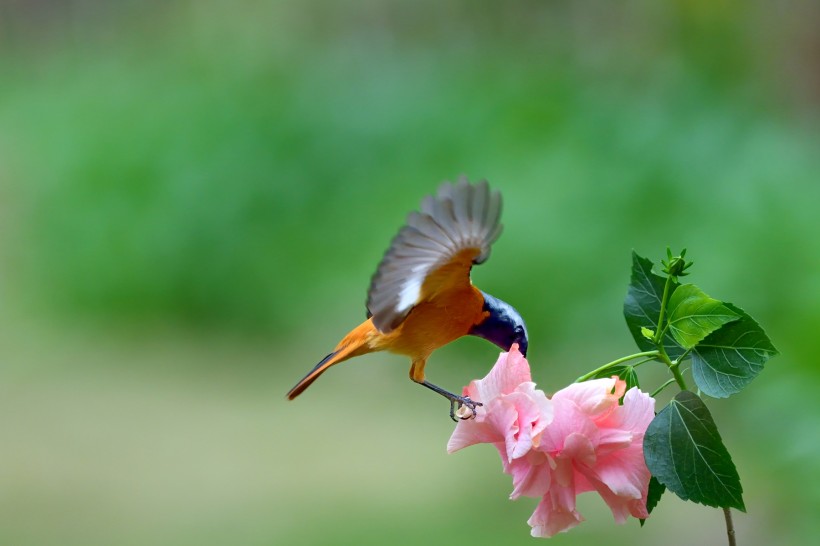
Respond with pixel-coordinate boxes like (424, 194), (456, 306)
(286, 320), (380, 400)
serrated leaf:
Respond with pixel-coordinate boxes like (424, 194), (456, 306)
(640, 476), (666, 527)
(623, 252), (685, 359)
(643, 391), (745, 511)
(588, 365), (640, 393)
(666, 284), (740, 349)
(692, 303), (778, 398)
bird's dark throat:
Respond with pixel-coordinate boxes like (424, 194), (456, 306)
(468, 291), (529, 356)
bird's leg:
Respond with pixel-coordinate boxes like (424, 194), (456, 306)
(410, 359), (481, 422)
(420, 380), (483, 422)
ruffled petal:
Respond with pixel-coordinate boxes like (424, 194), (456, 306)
(596, 429), (634, 454)
(484, 398), (525, 460)
(465, 344), (531, 402)
(587, 442), (650, 501)
(514, 382), (554, 445)
(527, 480), (584, 537)
(561, 432), (597, 467)
(538, 398), (599, 454)
(507, 450), (551, 499)
(447, 413), (503, 453)
(577, 467), (649, 523)
(550, 377), (623, 421)
(497, 387), (552, 460)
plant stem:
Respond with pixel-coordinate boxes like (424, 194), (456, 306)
(657, 344), (689, 390)
(650, 269), (688, 390)
(654, 274), (674, 345)
(723, 507), (737, 546)
(575, 350), (659, 383)
(649, 378), (676, 398)
(632, 357), (657, 369)
(669, 361), (688, 390)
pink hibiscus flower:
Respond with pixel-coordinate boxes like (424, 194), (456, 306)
(448, 345), (655, 538)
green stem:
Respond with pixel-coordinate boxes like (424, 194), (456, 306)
(575, 350), (659, 383)
(654, 274), (674, 345)
(669, 362), (688, 390)
(723, 507), (736, 546)
(677, 346), (694, 363)
(657, 344), (688, 390)
(650, 378), (677, 398)
(648, 271), (689, 390)
(631, 357), (657, 369)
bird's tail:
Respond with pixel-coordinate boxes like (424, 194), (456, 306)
(286, 320), (379, 400)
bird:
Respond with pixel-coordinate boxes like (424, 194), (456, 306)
(286, 177), (528, 420)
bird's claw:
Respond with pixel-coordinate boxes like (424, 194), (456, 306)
(449, 396), (483, 422)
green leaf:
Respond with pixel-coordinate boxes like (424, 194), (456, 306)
(644, 391), (745, 511)
(640, 476), (666, 527)
(692, 303), (778, 398)
(640, 326), (655, 340)
(588, 365), (640, 393)
(623, 252), (685, 359)
(666, 284), (740, 349)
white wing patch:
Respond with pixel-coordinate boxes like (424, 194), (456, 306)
(397, 277), (423, 311)
(365, 176), (503, 333)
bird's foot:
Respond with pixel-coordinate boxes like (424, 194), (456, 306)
(417, 379), (483, 422)
(449, 396), (483, 422)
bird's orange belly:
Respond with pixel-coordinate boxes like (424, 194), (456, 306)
(382, 288), (485, 360)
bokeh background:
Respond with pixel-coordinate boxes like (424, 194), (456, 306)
(1, 1), (818, 545)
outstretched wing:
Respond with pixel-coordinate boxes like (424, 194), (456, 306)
(366, 176), (503, 333)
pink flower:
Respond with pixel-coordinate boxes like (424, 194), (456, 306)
(448, 345), (655, 538)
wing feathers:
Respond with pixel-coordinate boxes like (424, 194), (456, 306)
(366, 177), (503, 333)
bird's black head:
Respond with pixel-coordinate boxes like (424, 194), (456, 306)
(469, 291), (529, 357)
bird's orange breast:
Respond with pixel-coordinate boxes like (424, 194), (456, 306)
(378, 284), (486, 360)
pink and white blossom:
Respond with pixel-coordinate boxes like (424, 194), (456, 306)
(448, 344), (655, 538)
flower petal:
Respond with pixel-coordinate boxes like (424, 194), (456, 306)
(466, 345), (531, 402)
(484, 398), (525, 460)
(447, 415), (502, 453)
(597, 387), (656, 433)
(578, 468), (650, 523)
(561, 432), (597, 467)
(551, 377), (623, 421)
(514, 382), (554, 444)
(538, 398), (599, 455)
(586, 442), (650, 501)
(507, 450), (551, 499)
(527, 482), (584, 538)
(496, 387), (553, 460)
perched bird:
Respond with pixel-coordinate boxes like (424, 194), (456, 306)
(286, 177), (528, 420)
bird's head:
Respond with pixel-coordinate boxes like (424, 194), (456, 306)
(469, 291), (529, 357)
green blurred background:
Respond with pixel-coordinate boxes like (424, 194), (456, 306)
(1, 1), (818, 544)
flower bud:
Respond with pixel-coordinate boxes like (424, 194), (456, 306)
(661, 248), (693, 278)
